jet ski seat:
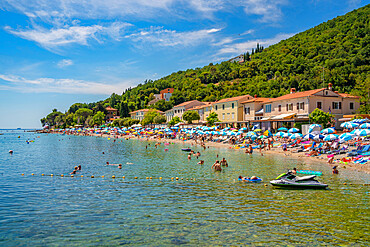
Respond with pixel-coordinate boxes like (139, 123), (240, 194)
(295, 175), (316, 181)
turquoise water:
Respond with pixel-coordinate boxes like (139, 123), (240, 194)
(0, 130), (369, 246)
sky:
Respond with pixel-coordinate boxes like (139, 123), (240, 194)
(0, 0), (367, 128)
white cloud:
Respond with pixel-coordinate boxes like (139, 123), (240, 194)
(217, 32), (295, 55)
(0, 74), (136, 95)
(4, 22), (131, 51)
(126, 27), (222, 47)
(241, 0), (287, 23)
(57, 59), (73, 68)
(2, 0), (286, 24)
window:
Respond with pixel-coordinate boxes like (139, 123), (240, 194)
(232, 103), (234, 109)
(232, 112), (235, 119)
(278, 105), (281, 112)
(350, 102), (354, 110)
(222, 113), (225, 120)
(245, 107), (250, 115)
(215, 105), (218, 110)
(297, 102), (304, 110)
(317, 102), (322, 109)
(265, 104), (272, 113)
(332, 102), (342, 110)
(286, 103), (293, 111)
(222, 104), (225, 110)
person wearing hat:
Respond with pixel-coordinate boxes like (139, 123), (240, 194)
(332, 166), (339, 174)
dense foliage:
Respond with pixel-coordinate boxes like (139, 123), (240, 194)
(42, 5), (369, 127)
(309, 108), (335, 128)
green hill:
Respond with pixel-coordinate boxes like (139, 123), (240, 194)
(42, 5), (369, 127)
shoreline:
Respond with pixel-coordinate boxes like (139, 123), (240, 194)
(45, 130), (370, 174)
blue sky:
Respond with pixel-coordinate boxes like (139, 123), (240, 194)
(0, 0), (367, 128)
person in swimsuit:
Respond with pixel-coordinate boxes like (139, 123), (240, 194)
(220, 158), (228, 167)
(212, 160), (222, 171)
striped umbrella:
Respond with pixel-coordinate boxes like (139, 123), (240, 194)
(290, 133), (303, 139)
(356, 129), (370, 136)
(323, 134), (339, 141)
(321, 128), (335, 134)
(302, 133), (315, 140)
(340, 122), (359, 129)
(313, 134), (325, 140)
(339, 133), (354, 142)
(282, 132), (292, 138)
(359, 123), (370, 129)
(274, 131), (285, 137)
(288, 128), (300, 133)
(277, 127), (288, 131)
(308, 124), (321, 133)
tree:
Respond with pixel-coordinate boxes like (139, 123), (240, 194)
(75, 108), (93, 125)
(309, 108), (334, 128)
(141, 109), (161, 126)
(93, 111), (105, 126)
(151, 100), (173, 112)
(93, 102), (106, 114)
(206, 112), (219, 126)
(182, 110), (200, 124)
(352, 76), (370, 113)
(119, 101), (130, 118)
(153, 115), (166, 124)
(168, 116), (182, 126)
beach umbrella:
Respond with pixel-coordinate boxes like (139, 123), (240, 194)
(282, 132), (292, 138)
(290, 133), (303, 139)
(274, 131), (285, 137)
(321, 128), (335, 134)
(258, 135), (267, 139)
(313, 134), (325, 140)
(359, 123), (370, 129)
(302, 133), (315, 140)
(308, 124), (321, 133)
(246, 131), (256, 137)
(356, 129), (370, 136)
(288, 128), (300, 133)
(339, 133), (354, 142)
(263, 130), (272, 137)
(254, 129), (262, 132)
(340, 122), (359, 129)
(323, 134), (339, 141)
(277, 127), (288, 131)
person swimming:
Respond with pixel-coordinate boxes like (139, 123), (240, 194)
(197, 160), (204, 165)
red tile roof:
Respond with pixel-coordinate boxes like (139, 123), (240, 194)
(213, 95), (252, 104)
(174, 100), (202, 108)
(106, 106), (118, 111)
(267, 88), (326, 102)
(338, 93), (360, 99)
(241, 97), (271, 104)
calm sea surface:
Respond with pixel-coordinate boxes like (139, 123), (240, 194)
(0, 130), (369, 246)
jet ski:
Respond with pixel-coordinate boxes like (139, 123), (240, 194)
(270, 172), (328, 189)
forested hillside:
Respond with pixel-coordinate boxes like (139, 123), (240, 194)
(42, 4), (369, 127)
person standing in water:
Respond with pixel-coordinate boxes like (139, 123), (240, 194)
(212, 160), (222, 171)
(220, 158), (228, 167)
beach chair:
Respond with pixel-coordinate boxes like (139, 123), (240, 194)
(348, 144), (367, 156)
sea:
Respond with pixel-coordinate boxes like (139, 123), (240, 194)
(0, 129), (369, 246)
